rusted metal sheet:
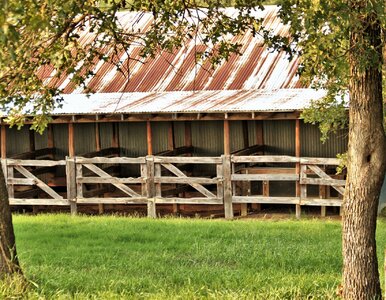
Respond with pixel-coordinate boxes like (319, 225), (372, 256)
(53, 88), (326, 115)
(38, 6), (304, 95)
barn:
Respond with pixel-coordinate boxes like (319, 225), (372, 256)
(1, 6), (351, 218)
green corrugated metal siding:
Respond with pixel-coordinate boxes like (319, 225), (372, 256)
(7, 126), (30, 156)
(173, 122), (185, 148)
(264, 120), (295, 155)
(192, 121), (223, 156)
(151, 122), (169, 154)
(34, 130), (48, 150)
(99, 123), (113, 149)
(230, 121), (245, 152)
(52, 124), (68, 159)
(74, 123), (96, 155)
(118, 122), (147, 157)
(300, 122), (348, 157)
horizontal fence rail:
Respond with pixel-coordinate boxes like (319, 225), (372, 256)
(1, 155), (346, 218)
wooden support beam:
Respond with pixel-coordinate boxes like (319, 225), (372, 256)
(184, 121), (192, 148)
(112, 123), (119, 148)
(68, 123), (75, 157)
(146, 156), (156, 218)
(222, 155), (233, 219)
(242, 120), (249, 149)
(95, 123), (103, 214)
(1, 125), (6, 158)
(224, 120), (230, 155)
(168, 121), (175, 151)
(29, 129), (35, 153)
(147, 121), (153, 155)
(47, 124), (54, 149)
(66, 158), (77, 215)
(295, 119), (301, 219)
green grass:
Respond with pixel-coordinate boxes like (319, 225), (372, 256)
(6, 215), (386, 299)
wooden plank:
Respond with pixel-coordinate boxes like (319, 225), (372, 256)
(300, 198), (342, 206)
(295, 119), (301, 219)
(7, 166), (14, 198)
(47, 124), (54, 149)
(184, 121), (192, 148)
(75, 157), (145, 164)
(231, 174), (299, 181)
(83, 163), (141, 197)
(1, 125), (6, 158)
(167, 121), (175, 151)
(6, 159), (66, 167)
(29, 129), (35, 153)
(224, 120), (230, 155)
(239, 167), (296, 174)
(307, 165), (345, 195)
(68, 123), (75, 157)
(154, 176), (218, 184)
(66, 157), (77, 214)
(95, 123), (101, 151)
(77, 177), (145, 184)
(300, 164), (307, 200)
(154, 197), (222, 204)
(154, 163), (161, 197)
(112, 123), (120, 148)
(154, 156), (222, 164)
(255, 120), (264, 148)
(81, 147), (121, 158)
(147, 121), (153, 155)
(233, 196), (300, 204)
(319, 184), (327, 217)
(300, 157), (340, 165)
(242, 120), (249, 149)
(216, 164), (224, 203)
(232, 155), (299, 163)
(14, 165), (63, 199)
(7, 178), (36, 185)
(10, 198), (70, 206)
(76, 163), (83, 199)
(161, 163), (216, 198)
(222, 155), (233, 219)
(76, 197), (147, 204)
(146, 156), (156, 218)
(300, 177), (346, 186)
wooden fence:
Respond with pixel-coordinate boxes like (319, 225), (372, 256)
(2, 155), (345, 219)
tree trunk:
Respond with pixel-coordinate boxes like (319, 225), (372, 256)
(0, 163), (22, 276)
(342, 2), (385, 299)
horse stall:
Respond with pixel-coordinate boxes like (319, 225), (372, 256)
(0, 91), (348, 218)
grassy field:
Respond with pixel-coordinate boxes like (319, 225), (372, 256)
(5, 214), (386, 299)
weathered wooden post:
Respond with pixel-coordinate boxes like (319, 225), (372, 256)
(222, 154), (233, 219)
(65, 157), (77, 215)
(295, 119), (301, 219)
(146, 155), (156, 218)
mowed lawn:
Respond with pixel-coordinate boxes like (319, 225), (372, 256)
(9, 214), (386, 299)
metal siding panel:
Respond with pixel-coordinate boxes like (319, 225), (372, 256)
(230, 121), (244, 152)
(52, 124), (68, 159)
(192, 121), (223, 156)
(7, 127), (29, 156)
(300, 122), (348, 157)
(99, 123), (113, 150)
(74, 123), (96, 155)
(264, 120), (295, 155)
(118, 122), (147, 157)
(34, 130), (48, 150)
(151, 122), (169, 154)
(173, 122), (185, 148)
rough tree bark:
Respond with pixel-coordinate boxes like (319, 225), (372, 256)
(0, 164), (22, 276)
(342, 1), (386, 299)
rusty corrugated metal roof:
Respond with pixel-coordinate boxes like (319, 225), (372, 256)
(38, 6), (304, 95)
(53, 89), (327, 115)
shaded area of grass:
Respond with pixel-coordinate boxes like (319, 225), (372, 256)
(9, 215), (386, 299)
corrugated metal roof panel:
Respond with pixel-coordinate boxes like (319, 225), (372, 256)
(38, 6), (305, 94)
(53, 88), (327, 115)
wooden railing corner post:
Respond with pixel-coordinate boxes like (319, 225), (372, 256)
(65, 156), (77, 215)
(146, 155), (156, 218)
(222, 154), (233, 220)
